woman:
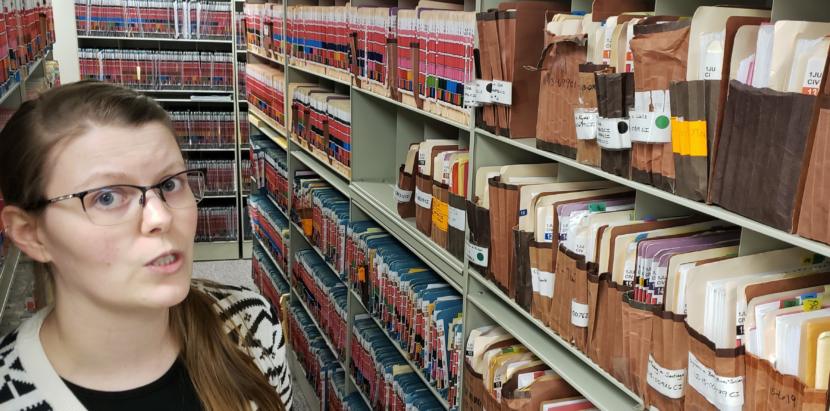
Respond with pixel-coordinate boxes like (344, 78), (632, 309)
(0, 81), (292, 410)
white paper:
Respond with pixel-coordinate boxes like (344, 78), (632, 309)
(574, 108), (599, 140)
(538, 271), (555, 298)
(466, 242), (489, 266)
(647, 354), (686, 399)
(395, 186), (413, 203)
(415, 187), (432, 209)
(751, 24), (774, 89)
(688, 352), (744, 410)
(448, 206), (466, 231)
(571, 300), (589, 328)
(700, 30), (726, 80)
(597, 117), (631, 149)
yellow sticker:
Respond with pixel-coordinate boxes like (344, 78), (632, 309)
(432, 198), (449, 232)
(358, 267), (366, 282)
(803, 298), (821, 312)
(688, 121), (708, 157)
(301, 219), (313, 237)
(671, 117), (687, 154)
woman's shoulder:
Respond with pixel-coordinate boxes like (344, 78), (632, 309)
(0, 321), (54, 409)
(190, 279), (283, 347)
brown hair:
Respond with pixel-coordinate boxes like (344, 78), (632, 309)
(0, 81), (283, 411)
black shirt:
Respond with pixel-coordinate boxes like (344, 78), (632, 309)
(62, 360), (203, 411)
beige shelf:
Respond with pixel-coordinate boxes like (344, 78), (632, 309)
(248, 106), (288, 149)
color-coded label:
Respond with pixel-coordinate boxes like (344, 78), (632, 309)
(432, 198), (449, 232)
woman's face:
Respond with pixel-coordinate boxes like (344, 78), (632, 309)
(37, 121), (197, 311)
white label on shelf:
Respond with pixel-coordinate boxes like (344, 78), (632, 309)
(688, 352), (744, 409)
(531, 268), (540, 293)
(490, 80), (512, 105)
(394, 186), (413, 203)
(538, 271), (554, 298)
(415, 187), (432, 209)
(466, 242), (489, 266)
(570, 300), (589, 328)
(574, 109), (599, 140)
(463, 82), (480, 107)
(647, 354), (686, 399)
(449, 206), (466, 231)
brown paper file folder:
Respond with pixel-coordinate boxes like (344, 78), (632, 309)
(595, 71), (633, 178)
(448, 193), (466, 261)
(629, 20), (691, 193)
(798, 51), (830, 243)
(496, 1), (570, 139)
(535, 34), (588, 159)
(503, 375), (582, 411)
(576, 64), (606, 167)
(711, 80), (816, 231)
(476, 11), (497, 132)
(397, 165), (416, 218)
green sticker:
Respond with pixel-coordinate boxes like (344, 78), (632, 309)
(588, 202), (607, 212)
(655, 115), (670, 129)
(477, 253), (484, 262)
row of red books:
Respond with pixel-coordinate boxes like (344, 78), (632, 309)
(74, 0), (231, 40)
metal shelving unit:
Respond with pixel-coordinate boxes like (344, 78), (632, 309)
(238, 0), (830, 409)
(0, 48), (58, 330)
(76, 35), (232, 44)
(248, 105), (288, 149)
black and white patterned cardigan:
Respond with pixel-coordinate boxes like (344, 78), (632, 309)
(0, 280), (293, 411)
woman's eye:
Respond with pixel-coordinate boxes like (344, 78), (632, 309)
(90, 189), (127, 209)
(161, 177), (182, 193)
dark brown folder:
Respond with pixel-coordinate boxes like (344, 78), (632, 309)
(710, 80), (816, 231)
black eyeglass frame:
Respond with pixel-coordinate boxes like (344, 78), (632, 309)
(29, 169), (206, 212)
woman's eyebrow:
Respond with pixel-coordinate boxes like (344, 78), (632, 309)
(75, 171), (131, 190)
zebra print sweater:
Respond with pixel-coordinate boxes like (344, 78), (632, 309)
(0, 280), (293, 410)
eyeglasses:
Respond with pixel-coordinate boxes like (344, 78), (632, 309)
(33, 170), (205, 226)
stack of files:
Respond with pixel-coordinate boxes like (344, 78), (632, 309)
(5, 0), (53, 71)
(286, 6), (351, 79)
(237, 62), (246, 99)
(354, 228), (463, 403)
(74, 0), (231, 40)
(287, 301), (342, 399)
(171, 111), (236, 149)
(409, 9), (476, 126)
(293, 249), (349, 360)
(463, 325), (596, 411)
(241, 159), (252, 195)
(291, 172), (330, 233)
(289, 83), (352, 174)
(512, 180), (634, 314)
(196, 205), (238, 241)
(235, 10), (245, 49)
(326, 370), (371, 411)
(396, 141), (468, 259)
(240, 114), (250, 146)
(78, 49), (234, 91)
(534, 12), (590, 159)
(345, 220), (391, 309)
(476, 1), (570, 139)
(185, 159), (236, 195)
(710, 18), (830, 232)
(243, 3), (284, 58)
(251, 240), (290, 314)
(679, 247), (830, 410)
(248, 193), (289, 273)
(350, 315), (412, 409)
(246, 63), (285, 127)
(303, 184), (350, 279)
(250, 134), (289, 213)
(351, 7), (397, 97)
(412, 139), (460, 240)
(351, 316), (445, 410)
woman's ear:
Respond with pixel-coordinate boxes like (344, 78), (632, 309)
(1, 206), (52, 263)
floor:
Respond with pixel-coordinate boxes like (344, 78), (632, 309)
(193, 259), (316, 411)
